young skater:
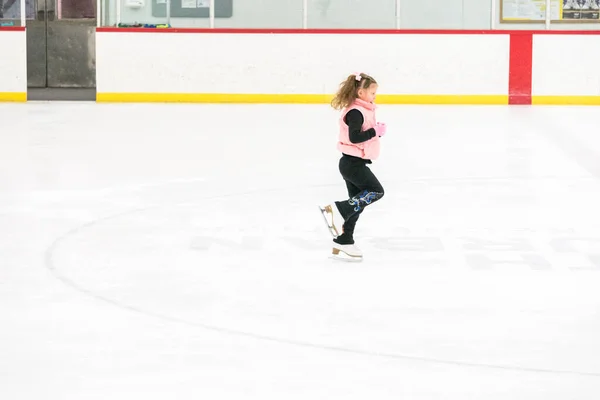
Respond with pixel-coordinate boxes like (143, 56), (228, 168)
(319, 72), (386, 261)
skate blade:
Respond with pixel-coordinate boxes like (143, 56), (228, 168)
(330, 248), (363, 262)
(318, 205), (340, 238)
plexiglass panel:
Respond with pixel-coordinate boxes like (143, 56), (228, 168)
(400, 0), (492, 30)
(118, 0), (170, 27)
(308, 0), (396, 29)
(0, 0), (35, 25)
(97, 0), (600, 29)
(214, 0), (303, 29)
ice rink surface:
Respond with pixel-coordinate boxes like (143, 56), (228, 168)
(1, 102), (599, 399)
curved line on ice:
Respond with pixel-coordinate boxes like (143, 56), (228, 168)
(43, 184), (600, 378)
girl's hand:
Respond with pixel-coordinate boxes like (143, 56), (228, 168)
(374, 122), (387, 137)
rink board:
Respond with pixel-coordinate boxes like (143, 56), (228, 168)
(0, 28), (27, 102)
(94, 28), (600, 105)
(532, 34), (600, 102)
(2, 28), (600, 104)
(95, 29), (511, 105)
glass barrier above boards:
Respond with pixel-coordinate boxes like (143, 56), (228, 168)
(1, 0), (98, 26)
(98, 0), (600, 30)
(0, 0), (33, 26)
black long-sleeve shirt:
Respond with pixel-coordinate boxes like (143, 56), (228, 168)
(344, 109), (376, 144)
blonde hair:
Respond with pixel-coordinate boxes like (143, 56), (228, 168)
(330, 72), (377, 110)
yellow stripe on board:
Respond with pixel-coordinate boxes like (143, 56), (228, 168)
(532, 96), (600, 106)
(97, 93), (508, 105)
(377, 95), (507, 105)
(97, 93), (333, 104)
(0, 92), (27, 102)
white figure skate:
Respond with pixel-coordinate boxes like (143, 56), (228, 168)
(319, 203), (363, 261)
(318, 203), (345, 238)
(331, 242), (363, 262)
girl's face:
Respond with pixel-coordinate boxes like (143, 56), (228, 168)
(358, 83), (378, 103)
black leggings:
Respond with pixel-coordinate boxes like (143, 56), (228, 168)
(335, 154), (384, 238)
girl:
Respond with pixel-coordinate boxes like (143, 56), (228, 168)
(320, 72), (386, 261)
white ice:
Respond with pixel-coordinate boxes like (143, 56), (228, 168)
(1, 102), (599, 399)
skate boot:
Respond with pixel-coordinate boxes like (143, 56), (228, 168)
(318, 202), (346, 238)
(331, 233), (363, 262)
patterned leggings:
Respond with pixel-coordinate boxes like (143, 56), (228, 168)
(335, 154), (384, 239)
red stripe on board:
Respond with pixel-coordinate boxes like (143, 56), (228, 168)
(95, 27), (600, 35)
(0, 26), (26, 31)
(509, 33), (533, 105)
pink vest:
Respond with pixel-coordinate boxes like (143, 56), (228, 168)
(337, 99), (381, 160)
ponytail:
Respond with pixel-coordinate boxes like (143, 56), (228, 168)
(331, 72), (377, 110)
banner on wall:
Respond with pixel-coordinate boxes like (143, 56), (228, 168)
(501, 0), (600, 22)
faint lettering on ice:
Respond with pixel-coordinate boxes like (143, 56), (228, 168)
(188, 233), (600, 271)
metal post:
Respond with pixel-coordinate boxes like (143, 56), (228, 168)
(97, 0), (101, 26)
(20, 0), (25, 26)
(116, 0), (121, 25)
(491, 0), (496, 29)
(545, 0), (551, 29)
(166, 0), (171, 25)
(396, 0), (401, 29)
(303, 0), (307, 29)
(209, 0), (214, 28)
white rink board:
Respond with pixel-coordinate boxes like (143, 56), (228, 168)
(532, 34), (600, 96)
(96, 32), (511, 95)
(0, 30), (27, 94)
